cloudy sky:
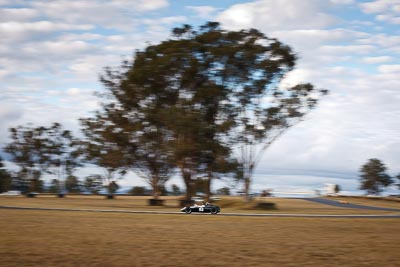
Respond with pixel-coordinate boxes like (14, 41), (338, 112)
(1, 0), (399, 195)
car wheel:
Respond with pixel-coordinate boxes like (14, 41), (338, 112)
(185, 208), (192, 214)
(211, 207), (217, 214)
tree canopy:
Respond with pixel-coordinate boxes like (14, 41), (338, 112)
(359, 158), (393, 195)
(84, 22), (327, 200)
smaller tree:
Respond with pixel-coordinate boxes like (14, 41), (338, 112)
(29, 170), (44, 192)
(0, 156), (12, 193)
(216, 187), (230, 196)
(260, 189), (272, 197)
(45, 123), (83, 194)
(334, 184), (341, 195)
(48, 179), (61, 194)
(10, 171), (29, 193)
(129, 186), (148, 196)
(5, 123), (82, 194)
(193, 178), (208, 196)
(65, 175), (81, 193)
(170, 184), (181, 196)
(80, 115), (129, 198)
(107, 181), (119, 195)
(83, 175), (103, 194)
(5, 125), (52, 193)
(395, 174), (400, 190)
(359, 158), (393, 195)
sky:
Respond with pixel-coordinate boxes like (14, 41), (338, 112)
(1, 0), (399, 195)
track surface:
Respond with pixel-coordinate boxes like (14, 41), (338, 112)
(1, 205), (399, 218)
(301, 197), (400, 211)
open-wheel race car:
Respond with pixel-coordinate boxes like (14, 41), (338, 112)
(180, 203), (221, 214)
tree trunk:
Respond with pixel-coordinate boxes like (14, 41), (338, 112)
(205, 172), (212, 202)
(182, 169), (193, 201)
(151, 176), (160, 200)
(105, 170), (114, 199)
(243, 164), (254, 202)
(244, 176), (251, 202)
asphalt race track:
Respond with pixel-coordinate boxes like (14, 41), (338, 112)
(1, 205), (399, 218)
(301, 197), (400, 212)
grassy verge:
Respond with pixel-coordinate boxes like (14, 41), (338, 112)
(0, 195), (399, 215)
(323, 196), (400, 209)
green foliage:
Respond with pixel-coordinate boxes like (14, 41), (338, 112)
(5, 125), (51, 184)
(216, 187), (230, 196)
(193, 178), (208, 195)
(107, 181), (119, 194)
(44, 123), (83, 182)
(83, 175), (103, 194)
(170, 184), (181, 196)
(0, 157), (12, 193)
(65, 175), (81, 193)
(254, 202), (277, 210)
(86, 21), (326, 201)
(48, 179), (61, 194)
(397, 174), (400, 190)
(260, 189), (272, 197)
(11, 173), (29, 193)
(29, 177), (44, 193)
(5, 123), (82, 193)
(129, 186), (148, 196)
(334, 184), (341, 194)
(359, 158), (393, 195)
(80, 112), (130, 196)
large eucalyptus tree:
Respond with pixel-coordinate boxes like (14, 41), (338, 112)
(86, 22), (326, 201)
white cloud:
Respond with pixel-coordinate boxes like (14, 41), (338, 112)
(360, 0), (400, 24)
(217, 0), (338, 31)
(110, 0), (169, 11)
(58, 33), (104, 42)
(357, 34), (400, 54)
(28, 0), (169, 31)
(319, 44), (376, 54)
(66, 88), (81, 96)
(142, 16), (187, 35)
(360, 0), (399, 14)
(330, 0), (355, 4)
(0, 8), (38, 22)
(145, 15), (186, 25)
(378, 64), (400, 73)
(269, 28), (370, 60)
(272, 28), (368, 45)
(0, 21), (94, 42)
(362, 56), (393, 64)
(376, 14), (400, 24)
(0, 69), (10, 78)
(0, 0), (15, 4)
(186, 5), (217, 18)
(0, 21), (93, 32)
(19, 40), (95, 63)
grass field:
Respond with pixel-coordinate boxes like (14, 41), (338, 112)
(1, 196), (399, 266)
(1, 209), (399, 266)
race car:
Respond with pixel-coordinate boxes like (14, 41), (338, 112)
(180, 203), (221, 214)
